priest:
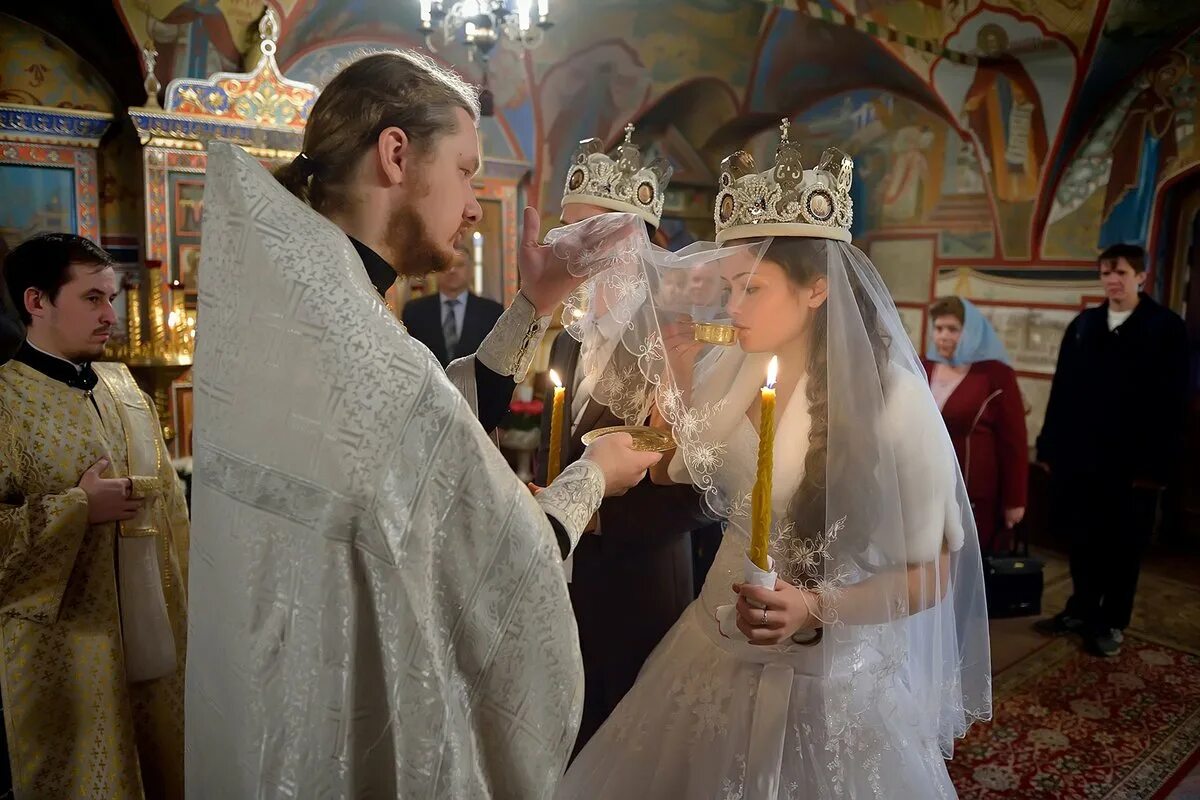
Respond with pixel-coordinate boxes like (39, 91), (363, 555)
(187, 50), (659, 799)
(0, 233), (189, 799)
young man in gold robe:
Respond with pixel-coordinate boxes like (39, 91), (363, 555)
(0, 233), (189, 799)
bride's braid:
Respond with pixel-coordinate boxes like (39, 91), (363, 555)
(766, 239), (891, 577)
(787, 301), (829, 551)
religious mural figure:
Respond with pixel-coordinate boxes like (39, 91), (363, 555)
(882, 125), (934, 223)
(1099, 51), (1188, 248)
(961, 24), (1048, 204)
(122, 0), (257, 86)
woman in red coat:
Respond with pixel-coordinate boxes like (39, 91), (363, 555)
(922, 296), (1029, 553)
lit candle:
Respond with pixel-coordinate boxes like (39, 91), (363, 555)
(473, 231), (484, 295)
(749, 356), (778, 571)
(546, 369), (565, 483)
(516, 0), (531, 31)
(419, 0), (433, 25)
(169, 280), (186, 351)
(538, 0), (550, 21)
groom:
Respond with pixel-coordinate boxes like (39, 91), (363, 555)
(538, 128), (708, 756)
(188, 51), (659, 798)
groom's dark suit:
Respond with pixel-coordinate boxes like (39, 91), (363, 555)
(537, 331), (707, 758)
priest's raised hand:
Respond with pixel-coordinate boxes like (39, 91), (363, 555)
(516, 206), (647, 316)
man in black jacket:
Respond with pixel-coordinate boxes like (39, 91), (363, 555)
(1036, 244), (1188, 656)
(401, 245), (503, 367)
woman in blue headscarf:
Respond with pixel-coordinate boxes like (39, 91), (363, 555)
(922, 296), (1029, 553)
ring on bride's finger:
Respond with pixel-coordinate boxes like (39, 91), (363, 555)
(760, 609), (768, 627)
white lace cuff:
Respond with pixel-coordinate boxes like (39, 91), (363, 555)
(535, 459), (604, 557)
(476, 292), (551, 382)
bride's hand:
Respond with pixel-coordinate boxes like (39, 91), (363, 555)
(732, 580), (819, 645)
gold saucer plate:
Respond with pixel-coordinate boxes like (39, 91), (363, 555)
(580, 425), (676, 452)
(693, 322), (738, 345)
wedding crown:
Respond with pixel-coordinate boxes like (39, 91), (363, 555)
(562, 124), (673, 228)
(714, 119), (854, 244)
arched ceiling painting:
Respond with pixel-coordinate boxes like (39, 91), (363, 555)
(14, 0), (1194, 261)
(0, 13), (118, 111)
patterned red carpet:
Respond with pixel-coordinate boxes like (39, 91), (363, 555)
(949, 617), (1200, 798)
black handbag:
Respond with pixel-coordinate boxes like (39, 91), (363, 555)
(982, 523), (1044, 619)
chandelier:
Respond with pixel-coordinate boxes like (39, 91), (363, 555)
(418, 1), (553, 62)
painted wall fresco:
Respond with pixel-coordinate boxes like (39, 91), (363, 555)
(277, 0), (758, 219)
(6, 0), (1197, 452)
(113, 0), (300, 87)
(932, 9), (1076, 258)
(0, 14), (117, 111)
(1046, 31), (1199, 259)
(847, 0), (1100, 54)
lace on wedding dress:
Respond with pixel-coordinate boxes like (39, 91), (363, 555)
(564, 233), (993, 775)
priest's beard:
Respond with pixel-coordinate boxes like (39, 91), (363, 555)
(385, 199), (456, 277)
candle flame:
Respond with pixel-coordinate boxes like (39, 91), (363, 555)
(766, 356), (778, 389)
(549, 369), (563, 389)
(167, 311), (178, 330)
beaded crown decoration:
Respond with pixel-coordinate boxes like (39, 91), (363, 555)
(562, 124), (673, 229)
(714, 118), (854, 244)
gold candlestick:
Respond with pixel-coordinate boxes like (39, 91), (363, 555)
(147, 262), (167, 357)
(126, 280), (143, 357)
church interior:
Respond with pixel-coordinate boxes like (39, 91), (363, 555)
(2, 0), (1200, 797)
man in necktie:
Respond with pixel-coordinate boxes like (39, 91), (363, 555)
(404, 244), (503, 367)
(443, 295), (460, 355)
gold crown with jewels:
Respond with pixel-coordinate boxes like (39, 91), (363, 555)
(714, 118), (854, 244)
(562, 124), (673, 229)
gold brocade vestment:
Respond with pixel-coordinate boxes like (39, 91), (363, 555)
(0, 360), (189, 799)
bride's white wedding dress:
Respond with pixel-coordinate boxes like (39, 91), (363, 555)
(556, 362), (967, 800)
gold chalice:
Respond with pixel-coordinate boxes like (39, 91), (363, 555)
(581, 425), (676, 452)
(693, 322), (738, 346)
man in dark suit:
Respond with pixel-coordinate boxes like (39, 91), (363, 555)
(402, 244), (503, 367)
(537, 128), (709, 758)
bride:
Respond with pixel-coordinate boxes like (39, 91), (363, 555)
(554, 126), (991, 798)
